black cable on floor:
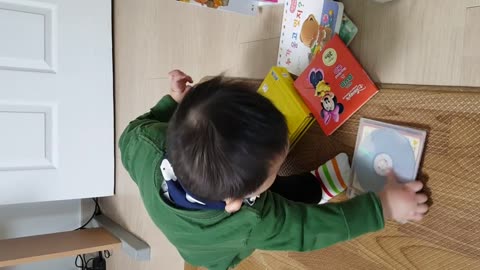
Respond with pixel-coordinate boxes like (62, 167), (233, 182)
(74, 198), (106, 270)
(75, 198), (101, 231)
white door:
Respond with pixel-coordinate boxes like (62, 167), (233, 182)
(0, 0), (114, 205)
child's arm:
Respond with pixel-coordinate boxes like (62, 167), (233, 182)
(248, 173), (427, 252)
(124, 70), (193, 125)
(247, 191), (384, 252)
(119, 70), (193, 184)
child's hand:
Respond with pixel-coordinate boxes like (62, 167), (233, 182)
(378, 172), (429, 224)
(169, 70), (193, 103)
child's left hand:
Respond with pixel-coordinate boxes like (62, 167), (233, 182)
(169, 70), (193, 103)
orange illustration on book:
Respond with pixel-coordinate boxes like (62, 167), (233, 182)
(194, 0), (229, 8)
(300, 14), (334, 61)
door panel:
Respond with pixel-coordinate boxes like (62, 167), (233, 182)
(0, 0), (114, 205)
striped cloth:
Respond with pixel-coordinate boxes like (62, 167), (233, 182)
(311, 153), (351, 204)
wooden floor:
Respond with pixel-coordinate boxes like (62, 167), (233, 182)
(342, 0), (480, 87)
(228, 83), (480, 270)
(100, 0), (480, 269)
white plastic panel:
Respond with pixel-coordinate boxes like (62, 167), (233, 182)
(0, 103), (56, 171)
(0, 0), (56, 73)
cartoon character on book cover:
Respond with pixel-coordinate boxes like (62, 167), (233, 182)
(299, 1), (339, 61)
(308, 68), (344, 125)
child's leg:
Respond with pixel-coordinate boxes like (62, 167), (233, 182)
(270, 153), (351, 204)
(270, 173), (323, 204)
(311, 153), (351, 204)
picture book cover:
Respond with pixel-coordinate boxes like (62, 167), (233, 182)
(277, 0), (344, 75)
(339, 13), (358, 46)
(258, 0), (285, 6)
(258, 67), (314, 148)
(175, 0), (258, 15)
(294, 35), (379, 136)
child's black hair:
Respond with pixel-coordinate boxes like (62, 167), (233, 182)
(166, 76), (288, 201)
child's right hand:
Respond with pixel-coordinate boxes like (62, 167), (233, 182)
(377, 172), (429, 224)
(169, 70), (193, 103)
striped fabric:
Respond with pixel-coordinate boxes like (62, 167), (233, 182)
(311, 153), (351, 204)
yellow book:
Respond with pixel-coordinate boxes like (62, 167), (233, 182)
(258, 67), (314, 149)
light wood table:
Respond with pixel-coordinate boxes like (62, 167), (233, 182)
(0, 228), (121, 268)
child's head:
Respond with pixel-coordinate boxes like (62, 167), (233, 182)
(167, 76), (289, 203)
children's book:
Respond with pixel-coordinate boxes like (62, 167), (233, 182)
(175, 0), (258, 16)
(277, 0), (344, 75)
(258, 0), (284, 6)
(339, 13), (358, 46)
(294, 35), (378, 136)
(258, 67), (315, 149)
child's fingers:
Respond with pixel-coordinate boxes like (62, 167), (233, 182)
(397, 219), (408, 225)
(169, 70), (192, 83)
(410, 213), (424, 222)
(415, 193), (428, 204)
(168, 69), (182, 78)
(405, 181), (423, 192)
(385, 171), (397, 185)
(416, 203), (429, 214)
(171, 81), (183, 92)
(181, 76), (193, 85)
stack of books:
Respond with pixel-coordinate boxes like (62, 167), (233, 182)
(260, 0), (377, 141)
(257, 67), (315, 148)
(177, 0), (378, 146)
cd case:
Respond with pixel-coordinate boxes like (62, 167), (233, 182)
(348, 118), (427, 197)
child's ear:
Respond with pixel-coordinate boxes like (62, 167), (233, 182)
(224, 198), (242, 213)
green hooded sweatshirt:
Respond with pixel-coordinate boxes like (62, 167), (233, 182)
(119, 95), (384, 270)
